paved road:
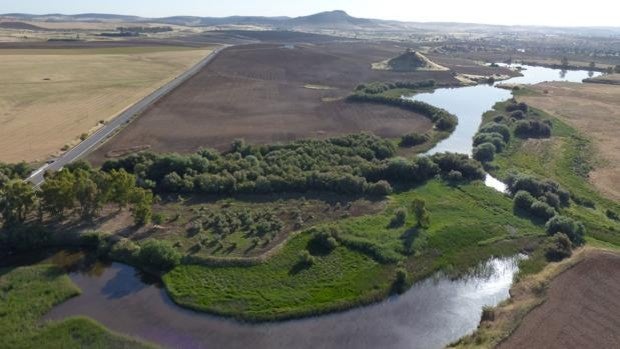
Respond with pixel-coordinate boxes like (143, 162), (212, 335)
(27, 46), (226, 187)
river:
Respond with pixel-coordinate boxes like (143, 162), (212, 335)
(39, 64), (598, 349)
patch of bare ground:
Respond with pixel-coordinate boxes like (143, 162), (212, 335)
(518, 82), (620, 201)
(499, 249), (620, 349)
(89, 42), (511, 164)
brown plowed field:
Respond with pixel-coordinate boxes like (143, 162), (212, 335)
(90, 42), (507, 163)
(500, 250), (620, 349)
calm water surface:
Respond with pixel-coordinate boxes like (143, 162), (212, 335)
(42, 252), (522, 349)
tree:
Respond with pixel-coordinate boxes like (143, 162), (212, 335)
(73, 169), (108, 219)
(411, 198), (430, 228)
(108, 169), (136, 209)
(561, 57), (569, 67)
(130, 188), (153, 226)
(39, 170), (76, 219)
(545, 215), (585, 245)
(0, 180), (36, 226)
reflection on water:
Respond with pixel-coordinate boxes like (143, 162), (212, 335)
(408, 64), (600, 192)
(41, 252), (523, 349)
(411, 64), (600, 156)
(485, 174), (508, 193)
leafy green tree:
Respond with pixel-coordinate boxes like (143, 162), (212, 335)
(72, 169), (112, 219)
(39, 170), (76, 219)
(130, 188), (153, 226)
(108, 169), (136, 209)
(0, 180), (36, 226)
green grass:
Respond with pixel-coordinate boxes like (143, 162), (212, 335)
(0, 265), (155, 348)
(164, 180), (547, 321)
(164, 234), (392, 321)
(482, 96), (620, 246)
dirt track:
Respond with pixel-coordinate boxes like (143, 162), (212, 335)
(500, 250), (620, 349)
(90, 41), (510, 163)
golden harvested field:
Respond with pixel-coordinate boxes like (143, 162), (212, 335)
(0, 46), (213, 163)
(519, 82), (620, 201)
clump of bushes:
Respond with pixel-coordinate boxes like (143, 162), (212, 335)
(399, 133), (428, 147)
(310, 229), (339, 252)
(513, 190), (557, 220)
(506, 101), (528, 113)
(507, 173), (570, 206)
(297, 250), (315, 266)
(138, 240), (181, 272)
(431, 153), (486, 180)
(514, 120), (551, 138)
(545, 215), (585, 246)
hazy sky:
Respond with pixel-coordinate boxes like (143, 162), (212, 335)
(3, 0), (619, 27)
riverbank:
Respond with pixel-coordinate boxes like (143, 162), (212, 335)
(451, 245), (620, 348)
(0, 264), (155, 348)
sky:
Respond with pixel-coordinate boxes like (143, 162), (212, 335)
(2, 0), (619, 27)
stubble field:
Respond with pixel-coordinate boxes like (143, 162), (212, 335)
(0, 45), (213, 163)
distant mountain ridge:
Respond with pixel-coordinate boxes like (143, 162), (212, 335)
(2, 10), (619, 36)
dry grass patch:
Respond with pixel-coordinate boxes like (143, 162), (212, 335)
(519, 82), (620, 201)
(0, 46), (213, 163)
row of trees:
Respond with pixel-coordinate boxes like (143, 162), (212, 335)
(354, 80), (437, 95)
(102, 134), (486, 198)
(0, 164), (153, 229)
(347, 93), (458, 131)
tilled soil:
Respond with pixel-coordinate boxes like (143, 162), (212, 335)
(89, 41), (511, 163)
(499, 250), (620, 349)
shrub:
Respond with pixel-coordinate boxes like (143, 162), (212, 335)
(80, 231), (108, 248)
(479, 123), (511, 142)
(530, 200), (556, 220)
(473, 142), (496, 162)
(506, 102), (528, 113)
(152, 213), (166, 225)
(446, 170), (463, 182)
(138, 239), (181, 272)
(366, 180), (393, 196)
(542, 192), (561, 210)
(298, 250), (315, 266)
(606, 209), (620, 221)
(390, 207), (407, 228)
(513, 191), (536, 210)
(393, 267), (408, 294)
(510, 110), (526, 119)
(109, 238), (140, 264)
(545, 215), (585, 245)
(514, 120), (551, 138)
(473, 132), (506, 152)
(545, 233), (573, 262)
(311, 230), (338, 252)
(399, 133), (428, 147)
